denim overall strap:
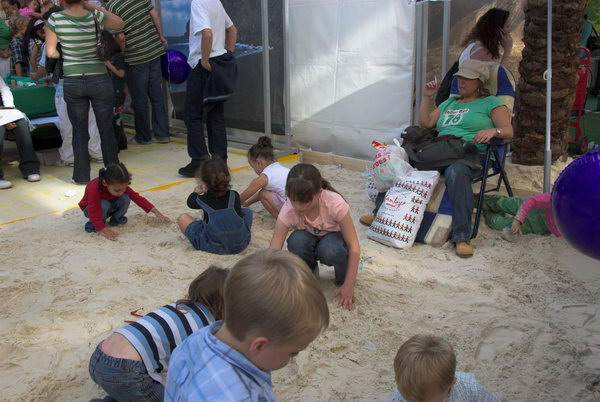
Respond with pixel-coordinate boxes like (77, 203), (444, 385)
(195, 196), (215, 213)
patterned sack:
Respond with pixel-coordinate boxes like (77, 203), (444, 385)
(371, 139), (413, 192)
(367, 170), (440, 249)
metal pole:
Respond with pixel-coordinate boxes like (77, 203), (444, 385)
(283, 0), (292, 148)
(413, 2), (428, 125)
(441, 0), (450, 75)
(543, 0), (552, 192)
(261, 0), (272, 137)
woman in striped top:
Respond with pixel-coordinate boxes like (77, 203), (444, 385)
(88, 266), (229, 401)
(45, 0), (123, 184)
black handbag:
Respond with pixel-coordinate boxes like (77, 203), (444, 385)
(93, 15), (115, 62)
(403, 135), (468, 171)
(588, 26), (600, 52)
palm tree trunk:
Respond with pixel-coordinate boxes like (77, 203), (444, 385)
(513, 0), (587, 165)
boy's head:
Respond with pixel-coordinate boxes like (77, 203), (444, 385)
(224, 249), (329, 371)
(394, 334), (457, 402)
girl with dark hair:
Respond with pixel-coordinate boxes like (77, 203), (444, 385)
(23, 18), (44, 73)
(89, 265), (229, 401)
(239, 136), (290, 218)
(460, 8), (512, 66)
(269, 163), (360, 311)
(78, 163), (169, 240)
(177, 158), (253, 254)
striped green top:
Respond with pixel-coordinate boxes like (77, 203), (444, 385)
(107, 0), (165, 65)
(47, 10), (108, 76)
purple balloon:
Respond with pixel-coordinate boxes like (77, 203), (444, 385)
(552, 148), (600, 260)
(161, 49), (191, 84)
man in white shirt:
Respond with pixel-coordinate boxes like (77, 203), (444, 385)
(179, 0), (237, 177)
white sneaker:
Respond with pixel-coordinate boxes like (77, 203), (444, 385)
(54, 159), (74, 167)
(92, 157), (103, 163)
(0, 179), (12, 189)
(27, 174), (41, 182)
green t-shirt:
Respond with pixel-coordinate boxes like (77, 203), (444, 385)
(0, 20), (10, 50)
(47, 10), (108, 76)
(436, 96), (505, 153)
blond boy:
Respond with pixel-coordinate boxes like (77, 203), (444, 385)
(391, 334), (499, 402)
(165, 249), (330, 401)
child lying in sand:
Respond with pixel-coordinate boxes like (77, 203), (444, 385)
(89, 266), (228, 401)
(391, 334), (499, 402)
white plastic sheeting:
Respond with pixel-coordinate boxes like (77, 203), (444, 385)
(289, 0), (415, 159)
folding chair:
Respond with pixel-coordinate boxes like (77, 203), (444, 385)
(449, 62), (516, 239)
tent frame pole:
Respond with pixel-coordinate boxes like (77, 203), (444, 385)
(543, 0), (552, 192)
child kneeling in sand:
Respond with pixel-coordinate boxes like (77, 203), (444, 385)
(89, 266), (228, 401)
(79, 163), (169, 240)
(177, 158), (253, 254)
(165, 249), (330, 401)
(392, 334), (499, 402)
(239, 136), (290, 218)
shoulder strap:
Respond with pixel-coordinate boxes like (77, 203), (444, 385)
(227, 190), (236, 209)
(195, 196), (215, 213)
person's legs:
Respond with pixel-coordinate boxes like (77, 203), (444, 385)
(241, 207), (253, 230)
(315, 232), (349, 285)
(64, 76), (93, 182)
(286, 230), (319, 272)
(107, 194), (130, 225)
(12, 118), (40, 177)
(88, 75), (119, 167)
(88, 344), (163, 402)
(147, 57), (170, 141)
(183, 64), (209, 165)
(0, 125), (7, 186)
(205, 101), (227, 160)
(481, 194), (525, 216)
(483, 211), (514, 231)
(373, 191), (386, 215)
(55, 94), (75, 163)
(126, 62), (152, 143)
(258, 189), (281, 218)
(444, 162), (475, 243)
(87, 100), (103, 160)
(83, 199), (112, 232)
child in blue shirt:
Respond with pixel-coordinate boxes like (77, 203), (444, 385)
(391, 334), (499, 402)
(165, 249), (330, 401)
(177, 158), (252, 254)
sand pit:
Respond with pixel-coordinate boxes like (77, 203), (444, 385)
(1, 163), (599, 401)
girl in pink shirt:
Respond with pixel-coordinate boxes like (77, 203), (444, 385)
(269, 163), (360, 310)
(481, 193), (560, 237)
(18, 0), (41, 19)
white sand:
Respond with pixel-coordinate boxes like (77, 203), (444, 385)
(1, 163), (599, 401)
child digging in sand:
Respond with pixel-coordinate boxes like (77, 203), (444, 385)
(79, 163), (169, 240)
(391, 334), (499, 402)
(165, 249), (329, 401)
(177, 158), (252, 254)
(239, 136), (289, 218)
(89, 266), (228, 401)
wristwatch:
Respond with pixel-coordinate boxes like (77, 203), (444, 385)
(495, 128), (501, 137)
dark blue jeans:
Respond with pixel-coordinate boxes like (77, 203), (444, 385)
(89, 344), (163, 402)
(83, 194), (130, 232)
(287, 230), (348, 286)
(126, 57), (170, 142)
(0, 118), (39, 179)
(64, 74), (119, 183)
(184, 63), (227, 164)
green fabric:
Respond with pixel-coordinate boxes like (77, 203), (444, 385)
(107, 0), (165, 65)
(47, 10), (108, 76)
(437, 96), (504, 153)
(481, 194), (550, 235)
(4, 76), (57, 118)
(0, 20), (10, 50)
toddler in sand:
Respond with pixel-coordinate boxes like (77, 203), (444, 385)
(269, 163), (360, 310)
(89, 266), (228, 401)
(177, 158), (253, 254)
(165, 249), (329, 401)
(239, 136), (289, 218)
(79, 163), (169, 240)
(391, 334), (499, 402)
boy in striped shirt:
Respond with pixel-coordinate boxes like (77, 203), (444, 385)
(88, 266), (228, 401)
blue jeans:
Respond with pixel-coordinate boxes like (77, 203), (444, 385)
(88, 344), (163, 402)
(0, 118), (39, 179)
(443, 162), (477, 242)
(83, 194), (130, 232)
(126, 57), (170, 142)
(287, 230), (348, 286)
(64, 74), (119, 183)
(184, 62), (227, 164)
(185, 208), (252, 254)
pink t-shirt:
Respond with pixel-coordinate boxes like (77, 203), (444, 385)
(514, 193), (561, 237)
(19, 7), (34, 18)
(278, 190), (350, 237)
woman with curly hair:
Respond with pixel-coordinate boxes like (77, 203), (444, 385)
(460, 8), (512, 66)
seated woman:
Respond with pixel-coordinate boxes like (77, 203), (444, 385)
(420, 59), (513, 258)
(0, 78), (41, 189)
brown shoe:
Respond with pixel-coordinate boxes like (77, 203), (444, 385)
(359, 215), (375, 226)
(455, 241), (474, 258)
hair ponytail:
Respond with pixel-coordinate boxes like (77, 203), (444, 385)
(247, 136), (275, 163)
(199, 158), (231, 196)
(98, 163), (132, 192)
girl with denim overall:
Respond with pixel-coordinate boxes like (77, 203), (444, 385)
(177, 158), (253, 254)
